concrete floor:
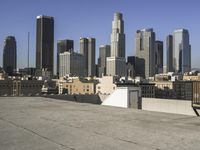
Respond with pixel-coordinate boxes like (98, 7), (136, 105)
(0, 97), (200, 150)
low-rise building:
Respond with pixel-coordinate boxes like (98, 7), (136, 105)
(139, 83), (155, 98)
(61, 77), (97, 95)
(153, 81), (193, 100)
(153, 81), (175, 98)
(183, 73), (200, 81)
(192, 81), (200, 106)
(173, 81), (193, 100)
(0, 79), (44, 96)
(96, 76), (119, 95)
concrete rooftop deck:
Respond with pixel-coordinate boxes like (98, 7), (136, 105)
(0, 97), (200, 150)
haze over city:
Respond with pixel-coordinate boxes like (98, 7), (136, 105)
(0, 0), (200, 69)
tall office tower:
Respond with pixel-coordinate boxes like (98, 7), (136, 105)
(59, 51), (86, 77)
(80, 38), (96, 77)
(36, 15), (54, 76)
(127, 56), (136, 78)
(106, 12), (126, 76)
(166, 35), (173, 72)
(135, 28), (156, 79)
(155, 41), (163, 74)
(3, 36), (17, 75)
(57, 39), (74, 76)
(173, 29), (191, 73)
(98, 45), (110, 77)
(127, 56), (136, 67)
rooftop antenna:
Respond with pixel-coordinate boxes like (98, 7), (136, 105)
(27, 32), (30, 75)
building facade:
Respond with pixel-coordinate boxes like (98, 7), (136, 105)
(98, 45), (110, 77)
(36, 15), (54, 76)
(135, 28), (156, 79)
(80, 38), (96, 77)
(59, 51), (86, 77)
(57, 39), (74, 76)
(153, 81), (193, 100)
(192, 81), (200, 106)
(3, 36), (17, 75)
(173, 29), (191, 73)
(61, 77), (96, 95)
(106, 57), (126, 76)
(155, 41), (163, 74)
(106, 12), (126, 77)
(139, 83), (155, 98)
(96, 76), (119, 95)
(0, 80), (44, 96)
(166, 35), (173, 72)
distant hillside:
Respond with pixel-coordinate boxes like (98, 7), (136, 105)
(191, 68), (200, 71)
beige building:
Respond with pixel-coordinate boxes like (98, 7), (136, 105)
(96, 76), (119, 95)
(183, 74), (200, 81)
(61, 77), (97, 95)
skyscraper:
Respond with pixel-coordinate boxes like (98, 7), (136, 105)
(166, 35), (173, 72)
(3, 36), (17, 75)
(59, 51), (86, 77)
(80, 37), (96, 77)
(173, 29), (191, 73)
(135, 28), (155, 79)
(106, 12), (126, 76)
(36, 15), (54, 76)
(155, 41), (163, 74)
(57, 39), (74, 76)
(98, 45), (110, 77)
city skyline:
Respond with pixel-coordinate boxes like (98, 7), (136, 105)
(0, 0), (200, 70)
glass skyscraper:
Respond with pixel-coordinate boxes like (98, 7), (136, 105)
(3, 36), (17, 75)
(173, 29), (191, 73)
(36, 15), (54, 75)
(135, 28), (156, 78)
(57, 39), (74, 76)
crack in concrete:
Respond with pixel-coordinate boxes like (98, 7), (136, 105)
(0, 117), (76, 150)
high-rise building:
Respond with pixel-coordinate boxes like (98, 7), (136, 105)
(80, 37), (96, 77)
(3, 36), (17, 75)
(98, 45), (110, 77)
(59, 51), (86, 77)
(127, 56), (136, 78)
(106, 12), (126, 76)
(36, 15), (54, 76)
(135, 28), (156, 79)
(166, 35), (173, 72)
(57, 39), (74, 76)
(127, 56), (136, 67)
(155, 41), (163, 74)
(173, 29), (191, 73)
(107, 57), (126, 76)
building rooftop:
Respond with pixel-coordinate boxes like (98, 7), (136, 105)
(36, 15), (54, 19)
(0, 97), (200, 150)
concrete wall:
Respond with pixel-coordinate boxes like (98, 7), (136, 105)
(102, 88), (128, 108)
(44, 94), (101, 104)
(98, 94), (109, 102)
(142, 98), (198, 116)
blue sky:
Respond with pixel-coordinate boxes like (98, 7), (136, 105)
(0, 0), (200, 69)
